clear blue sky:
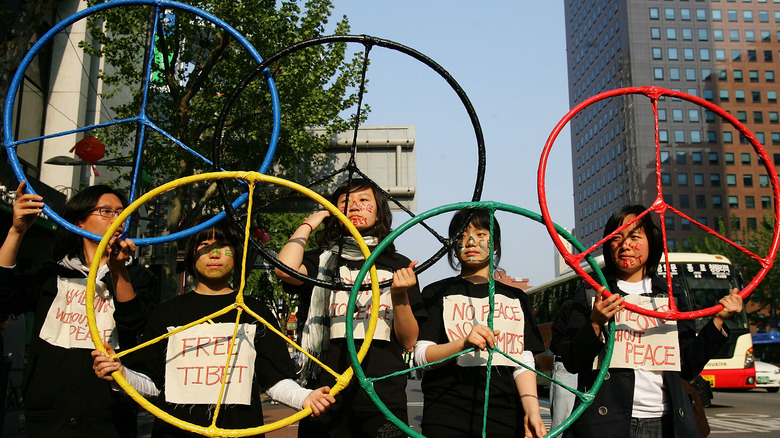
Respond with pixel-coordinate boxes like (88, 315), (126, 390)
(325, 2), (575, 287)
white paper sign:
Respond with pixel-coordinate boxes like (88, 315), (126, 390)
(40, 277), (117, 350)
(443, 294), (526, 367)
(164, 323), (256, 405)
(328, 266), (394, 342)
(588, 291), (681, 371)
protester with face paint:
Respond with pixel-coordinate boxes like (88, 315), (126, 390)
(0, 182), (158, 438)
(275, 178), (424, 438)
(411, 208), (546, 438)
(92, 218), (335, 437)
(559, 205), (743, 438)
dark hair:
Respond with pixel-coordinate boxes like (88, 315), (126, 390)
(447, 208), (502, 270)
(316, 178), (395, 253)
(52, 185), (129, 261)
(601, 205), (663, 278)
(184, 217), (245, 285)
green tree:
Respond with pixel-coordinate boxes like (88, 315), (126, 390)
(80, 0), (365, 297)
(688, 215), (780, 326)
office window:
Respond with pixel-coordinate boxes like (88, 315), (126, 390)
(724, 131), (733, 143)
(734, 70), (743, 81)
(762, 30), (771, 42)
(665, 8), (676, 20)
(673, 109), (684, 122)
(654, 68), (664, 80)
(688, 109), (700, 122)
(694, 173), (704, 186)
(697, 9), (707, 21)
(728, 10), (738, 21)
(667, 28), (677, 40)
(668, 47), (679, 60)
(773, 132), (780, 144)
(707, 131), (718, 142)
(682, 28), (693, 40)
(658, 108), (667, 121)
(670, 68), (681, 80)
(755, 111), (764, 123)
(709, 152), (718, 164)
(771, 112), (779, 123)
(744, 174), (754, 187)
(650, 7), (660, 19)
(711, 174), (721, 187)
(751, 70), (760, 82)
(701, 50), (711, 62)
(764, 50), (773, 62)
(666, 217), (676, 230)
(662, 173), (672, 185)
(681, 217), (692, 231)
(653, 47), (663, 59)
(744, 10), (754, 22)
(681, 9), (691, 20)
(678, 173), (688, 186)
(684, 48), (695, 61)
(712, 9), (723, 21)
(760, 174), (770, 187)
(727, 174), (737, 186)
(719, 90), (729, 101)
(660, 151), (671, 164)
(713, 195), (723, 208)
(767, 71), (775, 82)
(762, 196), (772, 209)
(715, 49), (727, 61)
(741, 153), (751, 164)
(760, 10), (770, 22)
(736, 90), (746, 102)
(659, 130), (669, 143)
(696, 195), (707, 209)
(747, 217), (757, 230)
(737, 111), (747, 122)
(728, 196), (739, 208)
(769, 91), (777, 103)
(690, 130), (701, 143)
(725, 152), (735, 164)
(692, 152), (702, 164)
(733, 49), (742, 61)
(732, 218), (741, 231)
(674, 130), (685, 142)
(685, 68), (696, 80)
(747, 50), (756, 61)
(718, 69), (728, 81)
(703, 89), (714, 101)
(714, 29), (724, 41)
(730, 29), (740, 41)
(676, 151), (687, 165)
(746, 30), (756, 42)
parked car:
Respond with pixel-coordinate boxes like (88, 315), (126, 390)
(754, 360), (780, 393)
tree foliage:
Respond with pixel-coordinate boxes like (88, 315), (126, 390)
(79, 0), (365, 298)
(688, 215), (780, 325)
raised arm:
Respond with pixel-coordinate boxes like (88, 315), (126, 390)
(275, 211), (330, 285)
(390, 261), (419, 350)
(107, 236), (138, 303)
(0, 181), (44, 267)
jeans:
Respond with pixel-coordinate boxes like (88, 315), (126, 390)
(629, 415), (675, 438)
(549, 360), (578, 430)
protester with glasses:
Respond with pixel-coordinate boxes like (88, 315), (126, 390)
(0, 182), (159, 438)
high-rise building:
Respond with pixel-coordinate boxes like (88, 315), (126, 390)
(564, 0), (780, 251)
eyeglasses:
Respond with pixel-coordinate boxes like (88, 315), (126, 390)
(91, 207), (124, 219)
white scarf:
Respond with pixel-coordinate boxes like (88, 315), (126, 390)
(299, 236), (378, 386)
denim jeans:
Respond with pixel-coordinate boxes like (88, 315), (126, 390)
(629, 415), (674, 438)
(550, 360), (578, 430)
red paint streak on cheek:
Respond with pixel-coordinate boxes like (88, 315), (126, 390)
(351, 217), (368, 225)
(366, 204), (374, 213)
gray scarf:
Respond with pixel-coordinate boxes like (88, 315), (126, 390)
(299, 236), (378, 386)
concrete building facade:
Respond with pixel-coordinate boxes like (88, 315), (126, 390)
(565, 0), (780, 250)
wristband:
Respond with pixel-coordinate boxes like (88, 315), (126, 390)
(299, 222), (314, 232)
(519, 394), (538, 400)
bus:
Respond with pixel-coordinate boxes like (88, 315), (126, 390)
(752, 332), (780, 367)
(526, 253), (756, 390)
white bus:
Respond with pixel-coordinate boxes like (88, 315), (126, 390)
(527, 253), (756, 390)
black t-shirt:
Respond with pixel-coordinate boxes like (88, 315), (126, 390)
(418, 277), (544, 435)
(283, 249), (425, 412)
(127, 291), (296, 437)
